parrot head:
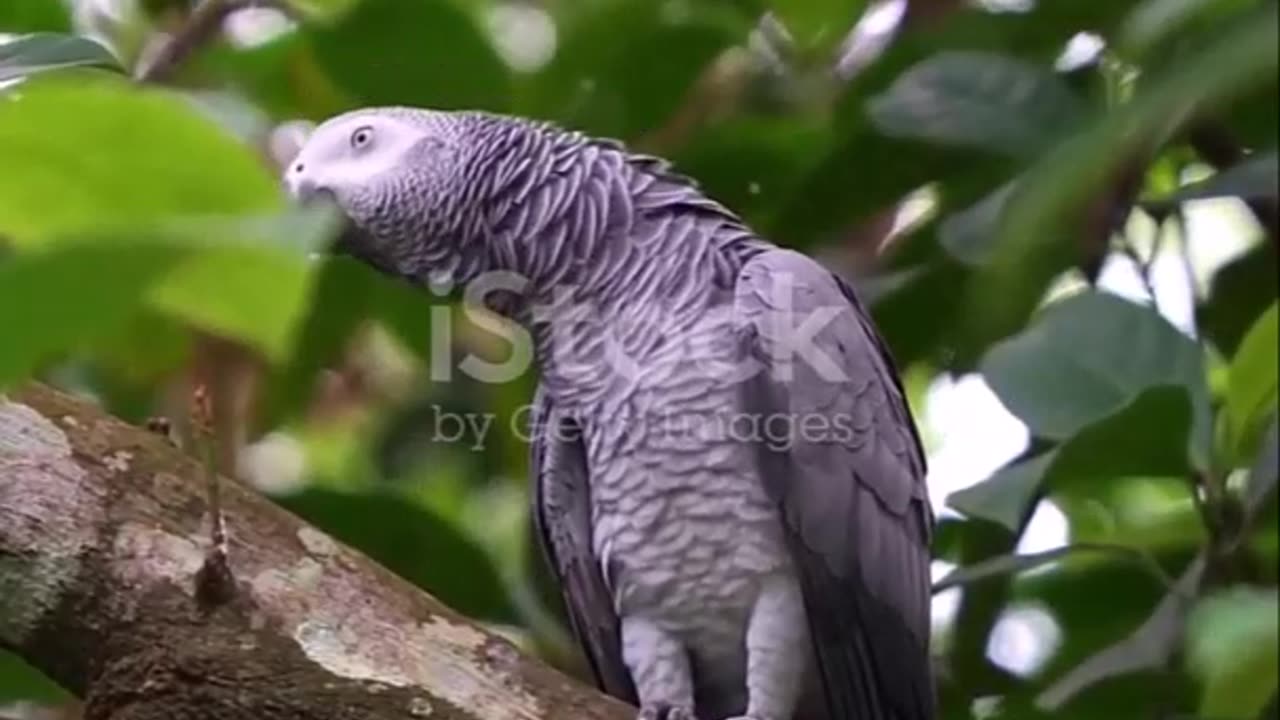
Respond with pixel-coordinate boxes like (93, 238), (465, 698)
(284, 107), (481, 281)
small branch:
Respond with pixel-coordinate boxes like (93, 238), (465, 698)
(134, 0), (240, 83)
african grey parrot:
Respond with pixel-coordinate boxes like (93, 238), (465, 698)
(285, 107), (936, 720)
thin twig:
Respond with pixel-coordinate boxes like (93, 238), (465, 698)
(190, 383), (235, 607)
(134, 0), (239, 83)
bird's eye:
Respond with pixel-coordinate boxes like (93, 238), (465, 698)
(350, 126), (374, 150)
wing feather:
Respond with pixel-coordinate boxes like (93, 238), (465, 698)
(733, 249), (936, 720)
(529, 386), (637, 702)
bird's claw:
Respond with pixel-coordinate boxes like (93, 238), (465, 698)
(637, 705), (698, 720)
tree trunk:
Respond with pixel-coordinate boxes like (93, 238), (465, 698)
(0, 382), (631, 720)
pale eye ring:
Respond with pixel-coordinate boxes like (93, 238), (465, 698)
(350, 126), (374, 150)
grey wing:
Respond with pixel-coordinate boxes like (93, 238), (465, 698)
(528, 385), (638, 704)
(733, 249), (936, 720)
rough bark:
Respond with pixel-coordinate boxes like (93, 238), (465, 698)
(0, 382), (631, 720)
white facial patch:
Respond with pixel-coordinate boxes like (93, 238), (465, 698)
(286, 114), (428, 198)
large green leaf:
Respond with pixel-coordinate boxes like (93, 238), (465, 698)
(0, 33), (120, 82)
(1199, 241), (1279, 357)
(518, 0), (747, 139)
(672, 114), (832, 236)
(0, 650), (69, 704)
(0, 77), (284, 246)
(0, 242), (187, 388)
(307, 0), (510, 112)
(982, 290), (1212, 463)
(1186, 587), (1279, 719)
(948, 385), (1199, 532)
(0, 0), (71, 33)
(836, 0), (1145, 130)
(1223, 302), (1279, 463)
(867, 51), (1087, 159)
(0, 208), (339, 388)
(964, 2), (1278, 347)
(949, 450), (1056, 531)
(260, 254), (440, 424)
(1120, 0), (1260, 58)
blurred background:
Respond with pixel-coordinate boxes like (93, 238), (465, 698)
(0, 0), (1276, 718)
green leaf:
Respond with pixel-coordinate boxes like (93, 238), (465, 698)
(1225, 303), (1279, 462)
(307, 0), (510, 112)
(1121, 0), (1259, 58)
(964, 3), (1278, 349)
(0, 649), (69, 703)
(982, 290), (1212, 465)
(261, 254), (439, 424)
(0, 243), (187, 388)
(518, 0), (746, 139)
(0, 77), (284, 246)
(770, 0), (865, 53)
(949, 450), (1057, 530)
(0, 208), (339, 387)
(867, 51), (1088, 158)
(1187, 587), (1280, 719)
(949, 386), (1198, 532)
(1245, 417), (1278, 519)
(0, 0), (71, 33)
(0, 33), (120, 82)
(836, 1), (1146, 131)
(938, 180), (1018, 265)
(282, 0), (362, 21)
(1152, 149), (1279, 205)
(672, 115), (832, 234)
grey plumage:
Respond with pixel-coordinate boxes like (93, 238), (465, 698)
(287, 107), (936, 720)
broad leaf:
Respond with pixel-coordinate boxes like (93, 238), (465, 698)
(0, 242), (187, 388)
(1121, 0), (1260, 57)
(0, 208), (339, 387)
(0, 650), (67, 703)
(0, 1), (71, 33)
(307, 0), (510, 112)
(982, 290), (1212, 465)
(867, 51), (1087, 158)
(1224, 303), (1279, 462)
(1186, 587), (1280, 719)
(964, 3), (1278, 348)
(949, 450), (1056, 530)
(0, 77), (283, 246)
(519, 0), (747, 139)
(0, 33), (120, 82)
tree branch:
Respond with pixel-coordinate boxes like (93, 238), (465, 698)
(134, 0), (242, 83)
(0, 382), (630, 720)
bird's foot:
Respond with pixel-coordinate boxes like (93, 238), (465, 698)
(637, 704), (698, 720)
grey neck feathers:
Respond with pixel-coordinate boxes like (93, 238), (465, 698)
(466, 118), (768, 326)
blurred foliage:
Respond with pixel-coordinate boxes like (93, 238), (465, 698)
(1, 0), (1277, 718)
